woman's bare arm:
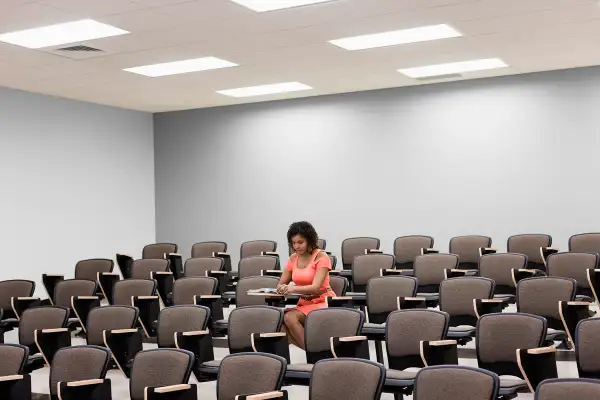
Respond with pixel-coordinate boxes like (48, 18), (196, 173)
(288, 253), (330, 295)
(278, 268), (292, 286)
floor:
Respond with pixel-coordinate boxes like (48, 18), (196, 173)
(7, 303), (584, 400)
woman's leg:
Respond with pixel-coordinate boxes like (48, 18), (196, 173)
(284, 310), (307, 350)
(281, 323), (302, 348)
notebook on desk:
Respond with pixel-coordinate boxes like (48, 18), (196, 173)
(247, 288), (278, 294)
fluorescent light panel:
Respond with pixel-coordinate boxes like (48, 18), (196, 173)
(329, 24), (462, 51)
(398, 58), (508, 78)
(230, 0), (336, 12)
(124, 57), (238, 77)
(0, 19), (128, 49)
(217, 82), (312, 97)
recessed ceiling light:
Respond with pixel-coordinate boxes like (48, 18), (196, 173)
(0, 19), (129, 49)
(329, 24), (462, 51)
(123, 57), (238, 77)
(398, 58), (508, 78)
(217, 82), (313, 97)
(230, 0), (336, 12)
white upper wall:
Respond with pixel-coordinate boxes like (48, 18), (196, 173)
(0, 87), (155, 294)
(154, 66), (600, 266)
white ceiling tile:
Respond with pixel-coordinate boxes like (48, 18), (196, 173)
(98, 8), (179, 32)
(37, 0), (143, 17)
(0, 2), (76, 32)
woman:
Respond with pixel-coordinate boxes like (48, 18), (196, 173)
(277, 221), (334, 349)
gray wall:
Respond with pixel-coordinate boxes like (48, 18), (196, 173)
(0, 87), (155, 293)
(154, 66), (600, 265)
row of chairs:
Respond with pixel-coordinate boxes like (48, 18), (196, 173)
(4, 299), (600, 399)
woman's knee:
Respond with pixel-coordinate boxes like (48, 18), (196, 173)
(284, 311), (303, 326)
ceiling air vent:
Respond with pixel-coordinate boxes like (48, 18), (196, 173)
(56, 45), (103, 52)
(415, 73), (462, 81)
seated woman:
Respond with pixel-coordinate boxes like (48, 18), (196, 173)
(277, 221), (334, 349)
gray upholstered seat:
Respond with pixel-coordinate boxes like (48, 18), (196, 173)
(575, 318), (600, 379)
(184, 258), (224, 278)
(19, 306), (69, 349)
(546, 252), (599, 299)
(0, 280), (35, 327)
(413, 253), (459, 294)
(352, 254), (395, 292)
(235, 276), (279, 307)
(49, 345), (110, 396)
(507, 234), (552, 270)
(112, 279), (156, 306)
(53, 279), (97, 308)
(129, 349), (194, 400)
(329, 275), (348, 297)
(0, 343), (29, 376)
(191, 241), (227, 258)
(142, 243), (177, 259)
(341, 237), (380, 269)
(217, 353), (286, 400)
(366, 275), (418, 324)
(569, 233), (600, 253)
(536, 378), (600, 399)
(238, 255), (279, 279)
(393, 235), (434, 269)
(156, 305), (210, 348)
(449, 235), (492, 269)
(86, 306), (138, 346)
(172, 277), (218, 305)
(479, 253), (527, 299)
(413, 366), (499, 400)
(130, 259), (169, 279)
(74, 259), (114, 281)
(310, 359), (385, 400)
(240, 240), (277, 259)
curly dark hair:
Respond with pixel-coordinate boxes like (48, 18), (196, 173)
(287, 221), (320, 251)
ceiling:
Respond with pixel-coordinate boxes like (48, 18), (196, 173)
(1, 0), (600, 112)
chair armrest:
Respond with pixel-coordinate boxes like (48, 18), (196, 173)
(559, 300), (592, 347)
(135, 296), (159, 300)
(35, 328), (72, 367)
(236, 391), (287, 400)
(511, 268), (544, 286)
(66, 379), (105, 387)
(206, 270), (228, 275)
(261, 252), (279, 256)
(110, 328), (139, 334)
(478, 248), (497, 256)
(473, 298), (504, 318)
(103, 329), (143, 378)
(181, 330), (210, 336)
(250, 332), (291, 362)
(0, 375), (23, 382)
(41, 328), (69, 333)
(145, 384), (198, 399)
(517, 346), (558, 393)
(213, 252), (230, 257)
(397, 296), (426, 310)
(155, 384), (192, 393)
(167, 253), (182, 257)
(11, 296), (41, 320)
(420, 340), (458, 366)
(444, 269), (477, 279)
(330, 336), (369, 359)
(540, 248), (560, 265)
(261, 270), (283, 277)
(421, 248), (440, 254)
(365, 249), (383, 254)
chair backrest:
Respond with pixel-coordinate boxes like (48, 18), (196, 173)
(49, 345), (110, 396)
(341, 237), (380, 267)
(304, 308), (364, 359)
(478, 253), (527, 287)
(228, 306), (284, 351)
(54, 279), (97, 308)
(191, 241), (227, 258)
(112, 279), (157, 306)
(328, 254), (338, 270)
(329, 276), (348, 297)
(352, 253), (395, 288)
(476, 313), (546, 369)
(386, 310), (448, 367)
(142, 243), (178, 259)
(19, 306), (69, 347)
(366, 276), (418, 320)
(172, 277), (217, 305)
(414, 366), (499, 400)
(184, 257), (224, 277)
(440, 277), (494, 321)
(449, 235), (492, 267)
(238, 255), (279, 279)
(74, 258), (114, 281)
(547, 252), (598, 290)
(217, 352), (287, 400)
(569, 233), (600, 253)
(235, 276), (279, 307)
(130, 259), (169, 279)
(517, 277), (576, 321)
(129, 349), (194, 400)
(413, 254), (459, 288)
(0, 280), (35, 312)
(0, 344), (29, 376)
(394, 235), (435, 268)
(575, 318), (600, 378)
(240, 240), (277, 259)
(157, 305), (210, 348)
(86, 306), (139, 346)
(507, 234), (552, 267)
(535, 378), (600, 399)
(309, 358), (385, 400)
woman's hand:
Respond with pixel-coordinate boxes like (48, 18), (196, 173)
(276, 284), (289, 295)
